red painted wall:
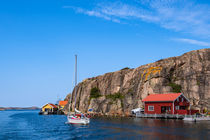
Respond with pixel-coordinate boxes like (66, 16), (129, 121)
(174, 95), (189, 114)
(145, 102), (173, 114)
(187, 110), (199, 115)
(144, 95), (190, 115)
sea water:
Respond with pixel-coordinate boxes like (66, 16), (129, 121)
(0, 110), (209, 140)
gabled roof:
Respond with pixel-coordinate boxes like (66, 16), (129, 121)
(142, 93), (182, 102)
(59, 101), (68, 106)
(49, 103), (58, 108)
(42, 103), (58, 108)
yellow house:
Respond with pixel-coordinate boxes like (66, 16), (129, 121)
(41, 103), (58, 113)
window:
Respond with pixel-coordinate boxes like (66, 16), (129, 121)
(177, 98), (179, 102)
(175, 106), (179, 110)
(148, 106), (154, 111)
(168, 107), (171, 111)
(181, 98), (184, 102)
(180, 106), (186, 110)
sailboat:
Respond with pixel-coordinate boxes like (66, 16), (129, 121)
(67, 55), (90, 125)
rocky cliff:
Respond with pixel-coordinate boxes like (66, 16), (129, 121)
(65, 49), (210, 116)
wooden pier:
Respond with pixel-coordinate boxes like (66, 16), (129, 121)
(136, 113), (187, 119)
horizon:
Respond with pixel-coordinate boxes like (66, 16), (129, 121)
(0, 0), (209, 107)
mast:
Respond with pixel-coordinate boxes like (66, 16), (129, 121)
(74, 55), (77, 111)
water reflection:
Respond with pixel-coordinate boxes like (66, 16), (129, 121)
(0, 111), (209, 140)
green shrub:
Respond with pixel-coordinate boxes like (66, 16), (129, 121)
(168, 83), (182, 93)
(90, 87), (102, 99)
(121, 101), (124, 108)
(106, 92), (124, 101)
(196, 79), (200, 86)
(108, 101), (113, 105)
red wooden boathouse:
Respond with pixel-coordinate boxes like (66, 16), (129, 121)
(142, 93), (190, 115)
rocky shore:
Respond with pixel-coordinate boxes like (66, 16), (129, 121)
(65, 49), (210, 116)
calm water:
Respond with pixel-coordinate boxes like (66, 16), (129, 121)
(0, 110), (209, 140)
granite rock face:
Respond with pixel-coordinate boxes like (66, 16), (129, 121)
(65, 49), (210, 116)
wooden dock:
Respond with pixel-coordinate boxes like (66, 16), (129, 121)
(136, 113), (187, 119)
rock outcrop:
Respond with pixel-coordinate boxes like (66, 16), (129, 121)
(65, 49), (210, 116)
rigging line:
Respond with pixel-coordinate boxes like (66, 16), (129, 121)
(69, 55), (76, 112)
(74, 55), (77, 111)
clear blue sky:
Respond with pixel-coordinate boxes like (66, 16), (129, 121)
(0, 0), (209, 107)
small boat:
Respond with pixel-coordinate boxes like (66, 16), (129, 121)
(67, 109), (90, 124)
(67, 115), (90, 124)
(66, 55), (90, 125)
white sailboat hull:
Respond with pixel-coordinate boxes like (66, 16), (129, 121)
(67, 55), (90, 125)
(67, 115), (90, 124)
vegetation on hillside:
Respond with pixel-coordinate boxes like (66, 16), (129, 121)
(168, 82), (182, 93)
(105, 92), (124, 101)
(89, 87), (102, 99)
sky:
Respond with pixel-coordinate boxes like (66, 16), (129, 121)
(0, 0), (209, 107)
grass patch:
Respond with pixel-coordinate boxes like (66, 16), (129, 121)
(106, 92), (125, 109)
(108, 101), (113, 105)
(196, 79), (200, 86)
(168, 83), (182, 93)
(106, 92), (124, 101)
(106, 92), (124, 108)
(121, 101), (124, 108)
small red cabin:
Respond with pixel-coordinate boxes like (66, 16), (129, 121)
(142, 93), (190, 115)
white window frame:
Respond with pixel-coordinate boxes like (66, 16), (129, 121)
(148, 106), (154, 111)
(177, 98), (179, 102)
(181, 98), (184, 102)
(175, 106), (179, 110)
